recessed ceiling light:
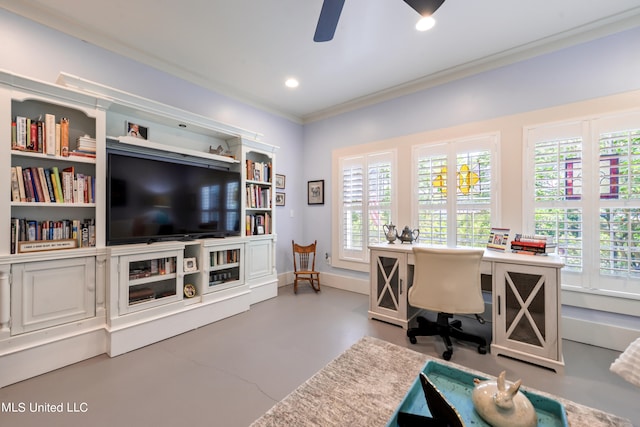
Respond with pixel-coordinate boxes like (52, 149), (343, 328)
(416, 16), (436, 31)
(285, 78), (299, 88)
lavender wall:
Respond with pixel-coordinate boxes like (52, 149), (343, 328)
(2, 8), (640, 279)
(303, 26), (640, 277)
(0, 9), (304, 274)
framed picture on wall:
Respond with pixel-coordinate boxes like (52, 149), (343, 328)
(275, 174), (286, 189)
(126, 121), (148, 140)
(276, 192), (286, 206)
(307, 180), (324, 205)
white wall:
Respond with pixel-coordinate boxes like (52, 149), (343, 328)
(0, 8), (304, 274)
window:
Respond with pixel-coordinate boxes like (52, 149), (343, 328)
(413, 134), (498, 248)
(525, 112), (640, 297)
(338, 151), (395, 264)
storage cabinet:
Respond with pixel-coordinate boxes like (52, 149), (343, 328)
(202, 241), (244, 294)
(491, 260), (564, 372)
(116, 248), (183, 314)
(368, 248), (419, 329)
(11, 256), (96, 334)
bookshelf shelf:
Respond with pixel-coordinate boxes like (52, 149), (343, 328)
(116, 135), (239, 164)
(11, 202), (96, 207)
(11, 149), (96, 164)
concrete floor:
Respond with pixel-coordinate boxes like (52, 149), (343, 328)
(0, 284), (638, 426)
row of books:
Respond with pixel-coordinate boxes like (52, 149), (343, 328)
(510, 234), (557, 255)
(11, 165), (95, 204)
(210, 249), (239, 266)
(10, 218), (96, 254)
(246, 213), (271, 235)
(246, 184), (271, 209)
(245, 159), (272, 183)
(12, 115), (70, 156)
(129, 258), (176, 279)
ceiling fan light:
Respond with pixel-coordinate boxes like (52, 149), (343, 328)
(416, 16), (436, 31)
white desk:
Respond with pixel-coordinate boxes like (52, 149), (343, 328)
(368, 243), (565, 372)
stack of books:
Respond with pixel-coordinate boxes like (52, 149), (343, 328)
(510, 234), (557, 255)
(70, 135), (96, 158)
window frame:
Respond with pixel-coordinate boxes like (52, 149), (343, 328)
(412, 133), (500, 248)
(523, 110), (640, 300)
(334, 149), (397, 271)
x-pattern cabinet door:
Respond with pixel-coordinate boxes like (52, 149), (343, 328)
(370, 251), (408, 324)
(494, 262), (559, 361)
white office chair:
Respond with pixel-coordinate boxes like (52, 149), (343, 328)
(407, 246), (488, 360)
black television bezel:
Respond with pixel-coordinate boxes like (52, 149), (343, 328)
(106, 148), (241, 246)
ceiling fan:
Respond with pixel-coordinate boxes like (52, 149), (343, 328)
(314, 0), (446, 42)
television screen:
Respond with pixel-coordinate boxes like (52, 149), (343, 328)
(107, 151), (241, 245)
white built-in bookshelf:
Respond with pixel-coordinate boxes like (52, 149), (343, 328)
(0, 70), (278, 387)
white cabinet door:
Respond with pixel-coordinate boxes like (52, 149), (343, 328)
(11, 257), (96, 334)
(246, 238), (273, 281)
(369, 250), (409, 326)
(493, 262), (559, 361)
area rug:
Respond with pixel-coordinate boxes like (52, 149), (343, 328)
(250, 336), (631, 427)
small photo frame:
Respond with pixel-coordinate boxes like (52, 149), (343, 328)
(275, 174), (286, 189)
(487, 227), (510, 251)
(308, 180), (324, 205)
(126, 121), (148, 140)
(276, 192), (286, 206)
(183, 257), (198, 272)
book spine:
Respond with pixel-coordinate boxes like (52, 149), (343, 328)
(44, 169), (56, 202)
(51, 167), (64, 203)
(11, 121), (17, 148)
(30, 167), (45, 202)
(22, 169), (33, 202)
(10, 167), (21, 202)
(60, 117), (69, 156)
(45, 113), (56, 155)
(37, 167), (51, 203)
(15, 116), (27, 150)
(15, 165), (26, 202)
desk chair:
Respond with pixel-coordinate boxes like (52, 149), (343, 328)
(292, 240), (320, 294)
(407, 246), (487, 360)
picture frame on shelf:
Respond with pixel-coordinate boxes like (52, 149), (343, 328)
(308, 180), (324, 205)
(276, 192), (285, 206)
(126, 121), (148, 140)
(487, 227), (510, 251)
(275, 174), (286, 189)
(183, 257), (198, 272)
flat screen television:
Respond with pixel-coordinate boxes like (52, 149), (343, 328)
(106, 150), (241, 245)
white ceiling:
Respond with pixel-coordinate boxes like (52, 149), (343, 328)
(3, 0), (640, 122)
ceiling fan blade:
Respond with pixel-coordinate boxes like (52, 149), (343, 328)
(403, 0), (445, 16)
(314, 0), (345, 42)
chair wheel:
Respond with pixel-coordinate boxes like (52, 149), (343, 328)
(442, 350), (452, 360)
(478, 346), (487, 355)
(407, 332), (417, 344)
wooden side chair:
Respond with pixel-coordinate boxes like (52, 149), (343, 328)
(292, 240), (320, 294)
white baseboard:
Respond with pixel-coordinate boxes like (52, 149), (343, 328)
(278, 271), (368, 294)
(562, 316), (639, 352)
